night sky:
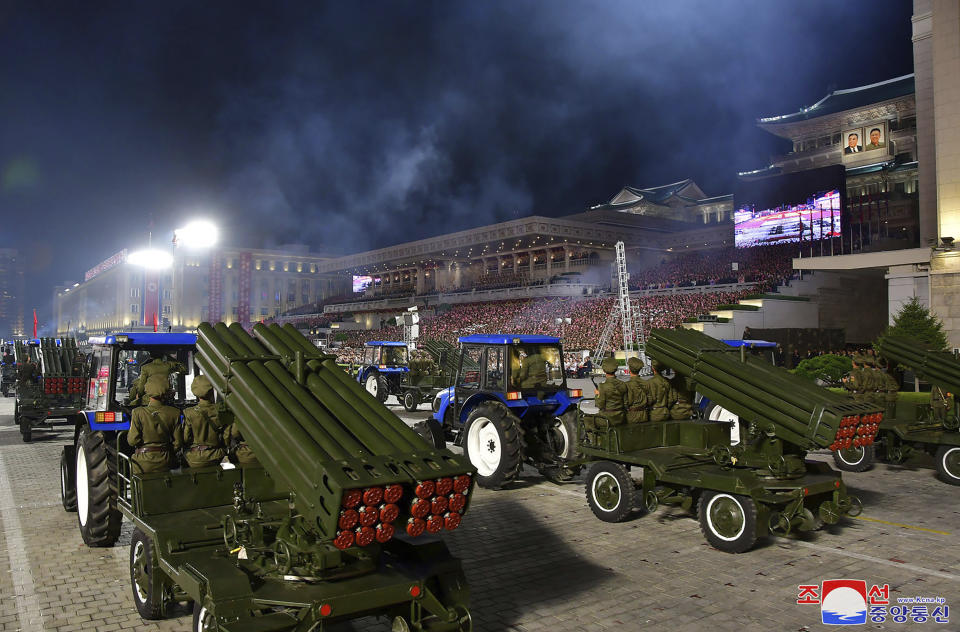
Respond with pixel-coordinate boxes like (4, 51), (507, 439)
(0, 1), (914, 320)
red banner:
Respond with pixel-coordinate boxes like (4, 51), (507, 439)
(143, 270), (161, 327)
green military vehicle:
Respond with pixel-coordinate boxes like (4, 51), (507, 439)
(14, 337), (86, 442)
(831, 335), (960, 485)
(115, 323), (475, 631)
(578, 328), (882, 553)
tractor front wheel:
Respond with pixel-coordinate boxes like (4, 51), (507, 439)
(464, 402), (522, 489)
(403, 390), (420, 412)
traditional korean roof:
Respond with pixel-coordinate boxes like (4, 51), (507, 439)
(758, 75), (914, 125)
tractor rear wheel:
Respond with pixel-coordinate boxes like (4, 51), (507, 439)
(698, 490), (758, 553)
(832, 445), (875, 472)
(935, 446), (960, 486)
(464, 402), (522, 489)
(76, 427), (122, 547)
(585, 461), (636, 523)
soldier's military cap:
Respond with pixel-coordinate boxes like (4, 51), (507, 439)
(191, 374), (213, 398)
(601, 358), (619, 374)
(852, 354), (864, 365)
(650, 359), (661, 370)
(627, 356), (643, 373)
(144, 375), (171, 398)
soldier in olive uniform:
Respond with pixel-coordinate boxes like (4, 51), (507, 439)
(128, 351), (185, 405)
(862, 356), (886, 409)
(930, 386), (951, 423)
(876, 364), (900, 420)
(225, 422), (259, 466)
(592, 358), (627, 427)
(177, 375), (226, 468)
(515, 347), (547, 389)
(843, 355), (868, 403)
(128, 375), (182, 473)
(625, 356), (649, 423)
(668, 376), (694, 420)
(646, 361), (672, 422)
(18, 355), (39, 383)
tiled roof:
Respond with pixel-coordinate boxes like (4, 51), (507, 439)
(758, 75), (914, 125)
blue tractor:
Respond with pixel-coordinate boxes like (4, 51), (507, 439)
(60, 332), (197, 547)
(432, 334), (583, 488)
(355, 341), (410, 404)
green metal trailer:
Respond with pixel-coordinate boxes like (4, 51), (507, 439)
(578, 328), (882, 553)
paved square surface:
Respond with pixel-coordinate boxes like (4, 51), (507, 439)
(0, 397), (957, 631)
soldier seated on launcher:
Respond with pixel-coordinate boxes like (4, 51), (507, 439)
(585, 358), (627, 432)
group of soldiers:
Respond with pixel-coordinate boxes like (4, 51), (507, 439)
(842, 353), (899, 419)
(591, 356), (693, 428)
(125, 352), (258, 474)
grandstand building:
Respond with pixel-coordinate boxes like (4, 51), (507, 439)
(53, 245), (341, 337)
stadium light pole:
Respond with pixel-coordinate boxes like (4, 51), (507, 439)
(171, 219), (219, 330)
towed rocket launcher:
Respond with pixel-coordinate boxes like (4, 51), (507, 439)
(195, 321), (476, 554)
(878, 335), (960, 404)
(120, 322), (476, 631)
(646, 328), (883, 473)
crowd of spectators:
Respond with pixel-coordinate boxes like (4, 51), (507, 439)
(630, 243), (797, 292)
(333, 291), (751, 363)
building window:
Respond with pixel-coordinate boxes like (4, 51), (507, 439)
(163, 289), (171, 299)
(261, 308), (268, 316)
(269, 260), (276, 271)
(130, 288), (140, 298)
(163, 305), (171, 314)
(131, 304), (139, 313)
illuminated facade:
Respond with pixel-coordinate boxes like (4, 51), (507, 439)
(54, 245), (342, 337)
(0, 248), (25, 339)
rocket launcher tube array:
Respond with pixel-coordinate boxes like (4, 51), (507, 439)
(646, 328), (879, 450)
(879, 335), (960, 394)
(194, 322), (473, 541)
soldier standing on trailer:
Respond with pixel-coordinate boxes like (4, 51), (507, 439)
(594, 357), (627, 426)
(127, 350), (185, 405)
(177, 375), (226, 468)
(128, 376), (181, 473)
(843, 355), (868, 403)
(625, 356), (649, 423)
(647, 361), (672, 422)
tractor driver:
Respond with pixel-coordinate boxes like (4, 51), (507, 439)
(514, 346), (547, 390)
(128, 375), (182, 474)
(128, 350), (185, 405)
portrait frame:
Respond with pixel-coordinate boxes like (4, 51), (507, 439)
(863, 122), (887, 152)
(842, 128), (864, 157)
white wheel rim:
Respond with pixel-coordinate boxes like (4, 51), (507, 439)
(555, 417), (572, 459)
(591, 472), (622, 512)
(133, 540), (148, 603)
(705, 493), (746, 541)
(61, 460), (68, 500)
(366, 375), (378, 396)
(76, 444), (89, 526)
(708, 405), (741, 446)
(838, 446), (865, 466)
(197, 606), (213, 632)
(466, 417), (501, 477)
(942, 447), (960, 480)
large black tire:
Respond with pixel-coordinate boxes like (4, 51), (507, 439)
(698, 490), (758, 553)
(832, 444), (875, 472)
(192, 601), (216, 632)
(130, 529), (166, 619)
(20, 421), (32, 443)
(60, 446), (77, 512)
(463, 401), (522, 489)
(413, 418), (446, 449)
(403, 390), (420, 412)
(76, 428), (122, 547)
(364, 372), (388, 403)
(935, 445), (960, 486)
(554, 410), (582, 462)
(585, 461), (637, 523)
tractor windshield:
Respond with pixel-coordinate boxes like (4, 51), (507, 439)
(509, 344), (565, 390)
(380, 346), (408, 366)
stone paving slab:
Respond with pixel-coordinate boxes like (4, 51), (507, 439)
(0, 398), (956, 631)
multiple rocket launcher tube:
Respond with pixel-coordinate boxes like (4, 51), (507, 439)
(194, 322), (473, 550)
(878, 335), (960, 396)
(645, 328), (882, 452)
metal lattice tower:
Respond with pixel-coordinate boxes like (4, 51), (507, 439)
(615, 242), (635, 357)
(593, 308), (619, 362)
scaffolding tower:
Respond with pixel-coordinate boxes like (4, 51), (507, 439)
(593, 241), (648, 372)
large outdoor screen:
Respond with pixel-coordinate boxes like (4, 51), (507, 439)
(735, 189), (841, 248)
(352, 275), (373, 293)
(733, 165), (845, 249)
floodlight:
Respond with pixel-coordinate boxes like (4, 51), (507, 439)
(175, 220), (219, 249)
(127, 249), (174, 270)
